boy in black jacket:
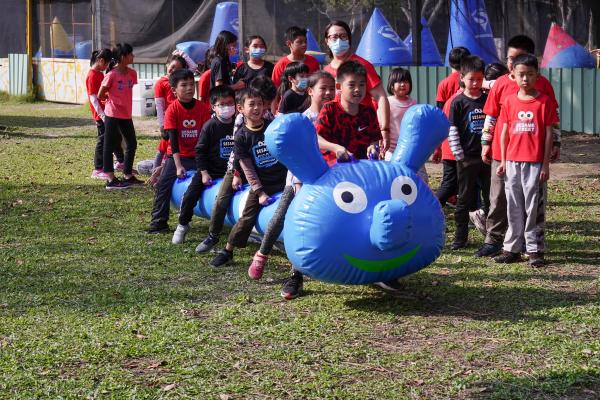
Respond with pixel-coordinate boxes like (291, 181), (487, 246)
(172, 85), (236, 244)
(210, 88), (287, 267)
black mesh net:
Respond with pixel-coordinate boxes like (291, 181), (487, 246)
(0, 0), (27, 58)
(2, 1), (598, 62)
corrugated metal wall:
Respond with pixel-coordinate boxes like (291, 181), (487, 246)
(376, 66), (600, 134)
(132, 63), (164, 80)
(8, 53), (28, 96)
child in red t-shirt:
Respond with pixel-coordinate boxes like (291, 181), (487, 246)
(148, 69), (211, 233)
(494, 54), (558, 267)
(475, 35), (560, 259)
(316, 61), (381, 162)
(271, 26), (321, 88)
(86, 48), (124, 180)
(153, 53), (188, 169)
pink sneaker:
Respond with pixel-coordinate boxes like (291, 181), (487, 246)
(114, 161), (125, 171)
(90, 169), (109, 180)
(248, 251), (268, 280)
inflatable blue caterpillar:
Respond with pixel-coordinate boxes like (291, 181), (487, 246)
(171, 104), (449, 284)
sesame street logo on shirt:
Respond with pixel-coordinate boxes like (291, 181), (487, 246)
(181, 120), (199, 138)
(219, 135), (234, 159)
(515, 111), (535, 133)
(468, 108), (485, 135)
(252, 141), (277, 168)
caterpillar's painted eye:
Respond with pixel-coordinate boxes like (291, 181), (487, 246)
(390, 176), (417, 205)
(333, 182), (367, 214)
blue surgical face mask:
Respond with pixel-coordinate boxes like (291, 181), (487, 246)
(328, 39), (350, 56)
(296, 78), (309, 90)
(250, 48), (266, 59)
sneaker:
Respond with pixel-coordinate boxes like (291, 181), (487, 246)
(281, 271), (303, 300)
(248, 251), (268, 280)
(528, 252), (546, 268)
(494, 251), (521, 264)
(91, 169), (109, 180)
(171, 224), (190, 244)
(105, 178), (130, 190)
(123, 176), (144, 186)
(450, 241), (467, 250)
(210, 249), (233, 267)
(469, 209), (487, 236)
(373, 279), (403, 292)
(475, 243), (502, 257)
(114, 162), (139, 175)
(147, 224), (170, 234)
(195, 234), (219, 253)
(446, 195), (457, 209)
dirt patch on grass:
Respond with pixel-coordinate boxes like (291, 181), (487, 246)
(427, 132), (600, 181)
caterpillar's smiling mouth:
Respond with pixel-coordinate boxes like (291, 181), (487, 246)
(343, 246), (421, 272)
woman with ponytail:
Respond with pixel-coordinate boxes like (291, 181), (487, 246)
(98, 43), (143, 189)
(87, 48), (124, 179)
(207, 30), (245, 91)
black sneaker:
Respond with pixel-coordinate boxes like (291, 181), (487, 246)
(210, 249), (233, 267)
(281, 271), (303, 300)
(123, 176), (144, 186)
(105, 178), (130, 190)
(474, 243), (502, 257)
(147, 223), (170, 234)
(493, 251), (521, 264)
(195, 234), (219, 253)
(528, 252), (546, 268)
(450, 241), (467, 250)
(373, 279), (403, 292)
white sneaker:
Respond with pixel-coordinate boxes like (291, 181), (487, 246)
(469, 209), (487, 236)
(172, 224), (190, 244)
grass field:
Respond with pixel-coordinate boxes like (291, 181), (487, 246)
(0, 101), (599, 399)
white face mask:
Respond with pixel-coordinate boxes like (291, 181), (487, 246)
(217, 105), (235, 119)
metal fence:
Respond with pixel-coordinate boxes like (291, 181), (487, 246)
(3, 54), (600, 134)
(376, 66), (600, 134)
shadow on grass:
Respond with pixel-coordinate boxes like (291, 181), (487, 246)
(467, 369), (600, 400)
(344, 260), (598, 322)
(1, 183), (598, 323)
(0, 115), (93, 129)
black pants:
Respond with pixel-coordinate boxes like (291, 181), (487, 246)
(436, 159), (458, 205)
(149, 157), (196, 228)
(179, 170), (225, 226)
(454, 156), (491, 243)
(227, 183), (285, 248)
(103, 116), (136, 175)
(94, 120), (124, 170)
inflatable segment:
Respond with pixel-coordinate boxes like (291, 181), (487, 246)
(170, 174), (284, 241)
